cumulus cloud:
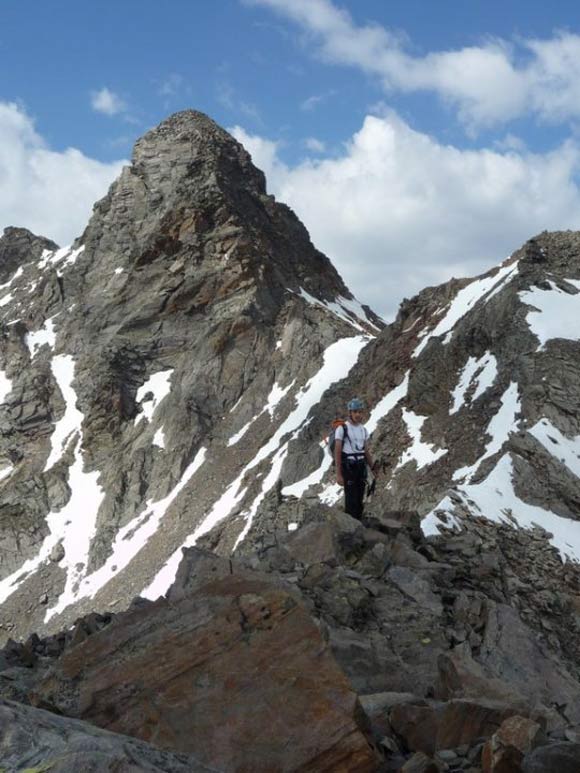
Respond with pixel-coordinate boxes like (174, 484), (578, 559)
(0, 102), (126, 246)
(233, 112), (580, 318)
(245, 0), (580, 131)
(91, 87), (127, 116)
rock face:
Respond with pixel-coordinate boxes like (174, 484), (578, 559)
(33, 560), (379, 772)
(0, 110), (380, 641)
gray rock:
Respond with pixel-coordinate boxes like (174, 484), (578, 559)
(0, 698), (212, 772)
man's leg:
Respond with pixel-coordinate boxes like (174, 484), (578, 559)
(344, 461), (365, 520)
(354, 465), (366, 518)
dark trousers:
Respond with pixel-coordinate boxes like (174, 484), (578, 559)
(342, 455), (367, 520)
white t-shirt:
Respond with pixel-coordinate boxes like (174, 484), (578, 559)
(335, 421), (368, 456)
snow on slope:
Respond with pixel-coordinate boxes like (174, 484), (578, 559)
(452, 382), (521, 483)
(227, 380), (296, 447)
(414, 261), (519, 357)
(520, 280), (580, 349)
(48, 447), (208, 616)
(135, 370), (173, 423)
(298, 288), (380, 333)
(0, 370), (12, 404)
(0, 266), (23, 292)
(142, 335), (369, 599)
(26, 318), (56, 357)
(424, 453), (580, 562)
(529, 418), (580, 480)
(44, 355), (83, 471)
(450, 353), (498, 414)
(0, 355), (106, 613)
(398, 410), (447, 470)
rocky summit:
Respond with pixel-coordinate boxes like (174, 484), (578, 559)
(1, 110), (580, 770)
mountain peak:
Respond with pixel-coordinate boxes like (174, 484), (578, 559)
(0, 227), (58, 283)
(130, 108), (266, 195)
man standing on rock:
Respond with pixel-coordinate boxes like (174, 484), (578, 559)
(335, 398), (376, 520)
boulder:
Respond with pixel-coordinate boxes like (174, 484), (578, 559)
(34, 570), (380, 772)
(401, 751), (442, 772)
(522, 742), (580, 772)
(482, 715), (544, 772)
(0, 698), (210, 772)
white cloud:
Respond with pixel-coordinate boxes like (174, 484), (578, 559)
(305, 137), (326, 153)
(301, 94), (324, 111)
(91, 87), (127, 117)
(232, 111), (580, 318)
(245, 0), (580, 131)
(0, 102), (126, 246)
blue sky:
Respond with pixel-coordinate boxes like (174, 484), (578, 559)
(4, 0), (580, 316)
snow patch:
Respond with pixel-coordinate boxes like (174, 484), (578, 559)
(228, 380), (296, 447)
(298, 288), (379, 333)
(529, 418), (580, 480)
(0, 464), (13, 482)
(0, 356), (106, 614)
(414, 260), (519, 357)
(39, 245), (84, 270)
(453, 382), (521, 483)
(68, 447), (207, 609)
(265, 380), (295, 417)
(423, 453), (580, 562)
(135, 370), (173, 424)
(520, 281), (580, 349)
(153, 427), (165, 449)
(44, 355), (83, 471)
(450, 353), (498, 414)
(0, 266), (23, 292)
(397, 410), (447, 470)
(227, 412), (261, 447)
(367, 374), (410, 435)
(142, 462), (247, 601)
(26, 318), (56, 357)
(0, 370), (12, 403)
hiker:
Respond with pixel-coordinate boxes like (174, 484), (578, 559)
(335, 398), (376, 520)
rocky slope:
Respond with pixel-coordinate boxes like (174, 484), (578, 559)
(230, 231), (580, 576)
(2, 504), (580, 771)
(0, 111), (380, 641)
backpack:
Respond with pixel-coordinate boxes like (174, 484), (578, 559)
(327, 420), (349, 462)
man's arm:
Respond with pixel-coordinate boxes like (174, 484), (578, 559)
(335, 438), (344, 485)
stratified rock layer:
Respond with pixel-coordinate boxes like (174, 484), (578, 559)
(34, 561), (379, 772)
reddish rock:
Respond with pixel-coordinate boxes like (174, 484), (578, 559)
(437, 699), (518, 750)
(390, 697), (524, 755)
(390, 703), (440, 755)
(34, 571), (380, 772)
(482, 715), (544, 772)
